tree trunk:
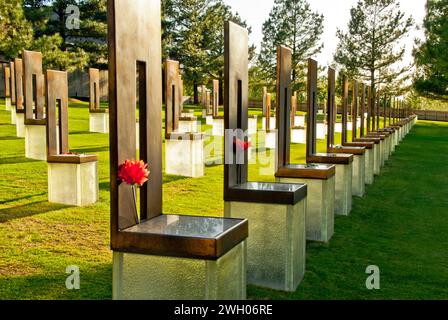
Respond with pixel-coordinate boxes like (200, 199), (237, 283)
(219, 70), (224, 106)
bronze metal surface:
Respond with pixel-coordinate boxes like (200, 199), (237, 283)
(23, 50), (45, 124)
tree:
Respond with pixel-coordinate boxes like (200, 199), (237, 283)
(413, 0), (448, 101)
(257, 0), (324, 93)
(31, 33), (89, 71)
(0, 0), (33, 59)
(334, 0), (413, 100)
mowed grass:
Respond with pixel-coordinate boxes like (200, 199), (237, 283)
(0, 99), (447, 300)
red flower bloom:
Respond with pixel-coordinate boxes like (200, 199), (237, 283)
(118, 160), (150, 186)
(235, 139), (251, 151)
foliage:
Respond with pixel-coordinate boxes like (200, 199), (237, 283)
(413, 0), (448, 101)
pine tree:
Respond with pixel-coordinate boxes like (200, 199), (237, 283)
(0, 0), (33, 59)
(257, 0), (324, 93)
(414, 0), (448, 100)
(333, 0), (413, 99)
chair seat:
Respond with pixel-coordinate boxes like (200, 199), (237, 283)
(307, 153), (354, 165)
(114, 214), (248, 260)
(276, 163), (336, 180)
(225, 181), (307, 205)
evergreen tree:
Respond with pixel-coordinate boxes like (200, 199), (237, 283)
(414, 0), (448, 100)
(333, 0), (413, 99)
(0, 0), (33, 59)
(257, 0), (324, 93)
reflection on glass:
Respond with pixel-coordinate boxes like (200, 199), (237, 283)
(124, 215), (243, 239)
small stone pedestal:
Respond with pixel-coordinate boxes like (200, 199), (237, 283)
(291, 127), (306, 144)
(294, 115), (305, 127)
(5, 98), (11, 111)
(248, 116), (258, 135)
(262, 117), (276, 130)
(277, 167), (335, 243)
(113, 216), (247, 300)
(352, 154), (365, 197)
(365, 148), (374, 185)
(225, 182), (307, 292)
(47, 157), (99, 206)
(316, 123), (326, 140)
(206, 115), (213, 125)
(179, 117), (199, 133)
(264, 130), (277, 149)
(335, 123), (342, 133)
(16, 112), (25, 137)
(202, 109), (207, 118)
(212, 117), (224, 136)
(89, 112), (109, 133)
(25, 124), (47, 160)
(11, 107), (17, 125)
(165, 133), (204, 178)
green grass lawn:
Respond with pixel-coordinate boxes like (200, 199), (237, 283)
(0, 100), (447, 300)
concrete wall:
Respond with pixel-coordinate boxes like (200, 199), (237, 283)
(68, 69), (108, 101)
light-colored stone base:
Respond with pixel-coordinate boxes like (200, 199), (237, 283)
(25, 124), (47, 161)
(365, 148), (374, 185)
(248, 117), (258, 136)
(179, 120), (199, 133)
(334, 163), (353, 216)
(262, 117), (276, 131)
(206, 115), (213, 125)
(264, 131), (277, 149)
(11, 107), (16, 125)
(165, 138), (204, 178)
(16, 113), (25, 137)
(352, 154), (365, 197)
(384, 137), (390, 162)
(291, 128), (306, 144)
(317, 123), (326, 140)
(373, 142), (381, 176)
(202, 109), (207, 118)
(212, 118), (224, 137)
(113, 241), (247, 300)
(48, 161), (99, 206)
(224, 200), (306, 292)
(294, 116), (305, 127)
(5, 98), (11, 111)
(89, 112), (109, 133)
(335, 123), (342, 133)
(278, 176), (335, 243)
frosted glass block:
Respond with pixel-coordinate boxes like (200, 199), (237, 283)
(48, 161), (98, 206)
(347, 122), (353, 131)
(365, 148), (374, 185)
(165, 138), (204, 178)
(224, 200), (306, 292)
(373, 142), (380, 176)
(11, 107), (16, 124)
(291, 128), (306, 144)
(335, 123), (342, 133)
(248, 117), (257, 135)
(264, 131), (277, 149)
(380, 140), (385, 167)
(352, 154), (365, 197)
(179, 120), (199, 133)
(206, 115), (213, 125)
(202, 109), (206, 118)
(5, 98), (11, 111)
(212, 118), (224, 136)
(25, 124), (47, 161)
(112, 241), (246, 300)
(278, 176), (335, 243)
(317, 123), (326, 140)
(16, 113), (25, 137)
(384, 137), (390, 161)
(89, 112), (109, 133)
(334, 163), (352, 216)
(294, 116), (305, 127)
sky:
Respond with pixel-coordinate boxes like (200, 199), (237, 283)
(223, 0), (427, 67)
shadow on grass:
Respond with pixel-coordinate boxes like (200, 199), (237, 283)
(163, 174), (190, 184)
(0, 192), (47, 205)
(0, 201), (70, 223)
(69, 130), (93, 135)
(0, 264), (112, 300)
(0, 156), (40, 165)
(99, 182), (110, 192)
(0, 136), (22, 141)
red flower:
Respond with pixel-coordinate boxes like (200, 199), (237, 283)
(118, 160), (150, 186)
(235, 139), (251, 151)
